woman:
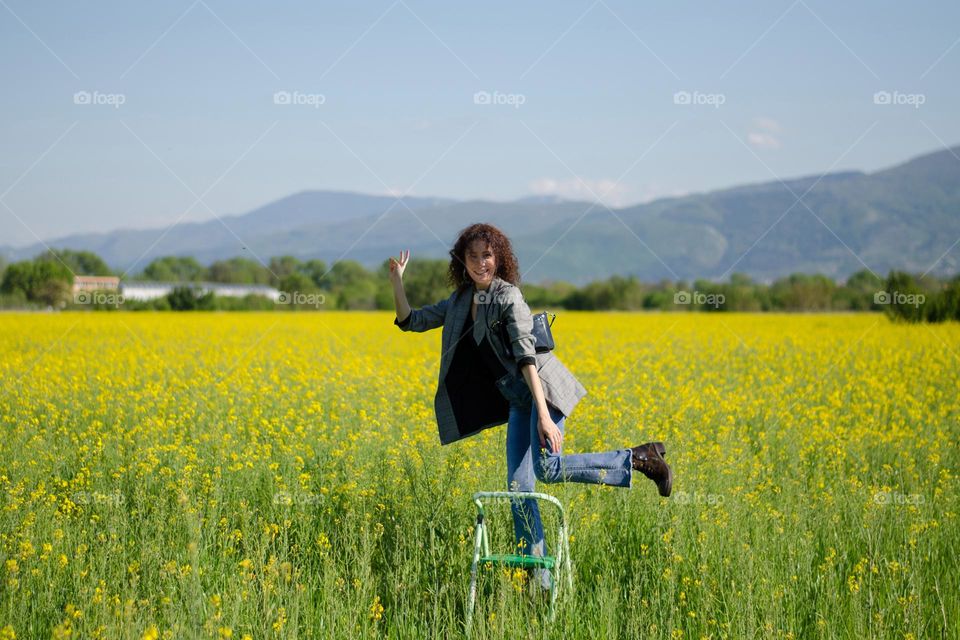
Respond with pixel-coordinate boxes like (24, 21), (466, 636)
(389, 223), (672, 592)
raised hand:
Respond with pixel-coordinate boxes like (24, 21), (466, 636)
(389, 249), (410, 285)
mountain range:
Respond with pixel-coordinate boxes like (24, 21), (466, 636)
(2, 144), (959, 285)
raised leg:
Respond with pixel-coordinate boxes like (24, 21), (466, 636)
(530, 403), (634, 488)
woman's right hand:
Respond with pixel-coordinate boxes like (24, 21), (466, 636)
(389, 249), (410, 285)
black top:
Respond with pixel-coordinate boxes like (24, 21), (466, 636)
(445, 312), (509, 435)
(467, 313), (509, 379)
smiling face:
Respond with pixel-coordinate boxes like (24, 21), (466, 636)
(464, 239), (497, 290)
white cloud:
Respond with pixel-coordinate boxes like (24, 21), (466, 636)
(753, 117), (781, 133)
(528, 177), (632, 207)
(747, 132), (781, 150)
(632, 183), (689, 204)
(747, 117), (783, 150)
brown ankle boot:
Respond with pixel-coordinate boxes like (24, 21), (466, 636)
(630, 442), (672, 497)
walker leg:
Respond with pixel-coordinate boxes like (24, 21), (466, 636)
(465, 518), (484, 634)
(548, 574), (559, 622)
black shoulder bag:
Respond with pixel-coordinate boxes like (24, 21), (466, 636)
(493, 311), (557, 357)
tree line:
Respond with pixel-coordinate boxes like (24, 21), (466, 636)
(1, 249), (958, 322)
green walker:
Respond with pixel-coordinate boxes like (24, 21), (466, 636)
(465, 491), (574, 632)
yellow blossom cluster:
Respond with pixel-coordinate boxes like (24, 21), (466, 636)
(0, 311), (956, 638)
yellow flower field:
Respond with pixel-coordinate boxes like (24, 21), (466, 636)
(0, 312), (957, 638)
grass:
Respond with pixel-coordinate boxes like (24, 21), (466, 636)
(0, 311), (956, 639)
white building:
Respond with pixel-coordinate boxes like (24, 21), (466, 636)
(73, 275), (121, 292)
(120, 281), (282, 302)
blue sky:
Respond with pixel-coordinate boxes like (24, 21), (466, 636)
(1, 0), (958, 246)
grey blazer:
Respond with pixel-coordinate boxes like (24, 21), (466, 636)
(394, 275), (587, 445)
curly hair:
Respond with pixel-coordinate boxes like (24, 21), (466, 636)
(447, 223), (520, 289)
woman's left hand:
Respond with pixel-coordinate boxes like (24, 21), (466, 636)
(537, 414), (563, 453)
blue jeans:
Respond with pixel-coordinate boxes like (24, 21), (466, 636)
(503, 379), (634, 589)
